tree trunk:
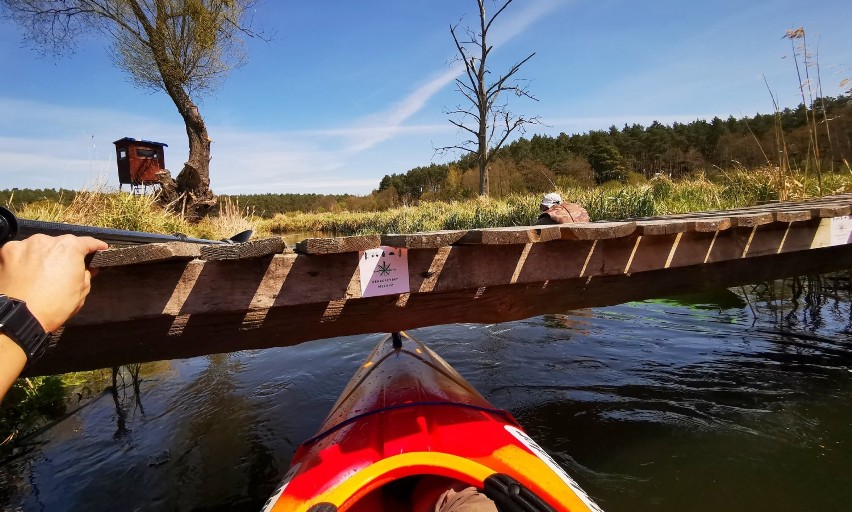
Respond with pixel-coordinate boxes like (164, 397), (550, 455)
(174, 101), (216, 220)
(479, 139), (489, 196)
(477, 0), (489, 197)
(139, 2), (215, 220)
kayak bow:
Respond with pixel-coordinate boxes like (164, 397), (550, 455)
(263, 331), (602, 512)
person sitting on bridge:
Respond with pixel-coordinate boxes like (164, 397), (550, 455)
(534, 192), (590, 225)
(0, 234), (107, 401)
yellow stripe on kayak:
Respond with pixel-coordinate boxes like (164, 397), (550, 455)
(271, 448), (597, 512)
(271, 452), (492, 511)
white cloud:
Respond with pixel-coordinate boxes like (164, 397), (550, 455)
(490, 0), (565, 47)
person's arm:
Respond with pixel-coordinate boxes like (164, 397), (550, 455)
(0, 234), (107, 401)
(0, 331), (27, 400)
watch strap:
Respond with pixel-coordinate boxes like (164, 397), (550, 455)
(0, 295), (51, 365)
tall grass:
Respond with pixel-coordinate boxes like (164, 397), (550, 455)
(8, 167), (847, 240)
(264, 186), (655, 235)
(10, 191), (261, 241)
(265, 195), (540, 235)
(262, 166), (852, 235)
(195, 197), (263, 240)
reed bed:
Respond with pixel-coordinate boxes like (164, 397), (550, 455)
(264, 187), (656, 236)
(266, 195), (540, 236)
(11, 191), (263, 241)
(261, 166), (851, 235)
(195, 197), (264, 240)
(6, 166), (850, 240)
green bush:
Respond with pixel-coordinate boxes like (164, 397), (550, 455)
(1, 376), (66, 449)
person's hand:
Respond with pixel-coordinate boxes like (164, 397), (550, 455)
(0, 234), (108, 332)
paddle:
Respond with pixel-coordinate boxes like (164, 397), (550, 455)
(0, 206), (252, 247)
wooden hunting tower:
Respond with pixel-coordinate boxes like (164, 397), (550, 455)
(114, 137), (168, 188)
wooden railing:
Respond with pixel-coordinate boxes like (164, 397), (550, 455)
(27, 194), (852, 375)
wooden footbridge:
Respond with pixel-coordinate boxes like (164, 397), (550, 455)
(27, 194), (852, 376)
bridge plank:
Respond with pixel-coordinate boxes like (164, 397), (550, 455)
(687, 217), (732, 232)
(89, 242), (200, 268)
(730, 212), (776, 227)
(559, 221), (636, 240)
(636, 219), (689, 236)
(812, 204), (852, 218)
(200, 237), (287, 260)
(775, 210), (813, 223)
(296, 234), (381, 254)
(456, 225), (563, 245)
(382, 230), (468, 248)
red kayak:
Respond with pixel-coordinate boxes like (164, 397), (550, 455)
(262, 331), (602, 511)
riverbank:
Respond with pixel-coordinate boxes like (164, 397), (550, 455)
(5, 166), (850, 240)
(261, 166), (851, 236)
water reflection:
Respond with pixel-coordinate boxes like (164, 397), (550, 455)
(110, 364), (144, 438)
(0, 271), (849, 511)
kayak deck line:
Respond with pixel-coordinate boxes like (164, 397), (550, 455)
(324, 345), (488, 422)
(23, 194), (852, 375)
(301, 400), (520, 447)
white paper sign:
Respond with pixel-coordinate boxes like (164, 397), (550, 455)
(831, 216), (852, 246)
(358, 246), (410, 297)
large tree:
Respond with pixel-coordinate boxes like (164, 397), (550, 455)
(1, 0), (261, 218)
(439, 0), (539, 197)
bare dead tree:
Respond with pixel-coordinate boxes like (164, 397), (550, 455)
(438, 0), (539, 197)
(0, 0), (264, 219)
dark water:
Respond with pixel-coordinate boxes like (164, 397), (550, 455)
(2, 273), (851, 511)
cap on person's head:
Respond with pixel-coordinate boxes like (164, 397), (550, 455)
(540, 193), (562, 208)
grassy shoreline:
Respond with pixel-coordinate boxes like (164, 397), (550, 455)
(4, 167), (850, 241)
(261, 166), (852, 236)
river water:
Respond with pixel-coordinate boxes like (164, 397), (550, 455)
(1, 272), (851, 511)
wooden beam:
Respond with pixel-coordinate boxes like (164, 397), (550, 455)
(29, 243), (852, 376)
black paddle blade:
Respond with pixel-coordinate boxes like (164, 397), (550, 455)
(0, 207), (19, 246)
(226, 230), (253, 244)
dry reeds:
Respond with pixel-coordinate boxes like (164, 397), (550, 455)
(13, 187), (259, 242)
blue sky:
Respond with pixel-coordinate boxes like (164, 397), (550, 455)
(1, 0), (850, 195)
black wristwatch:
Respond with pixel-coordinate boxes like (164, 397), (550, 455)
(0, 294), (51, 366)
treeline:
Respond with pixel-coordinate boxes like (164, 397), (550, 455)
(219, 193), (352, 216)
(0, 188), (77, 208)
(219, 191), (400, 217)
(379, 95), (852, 202)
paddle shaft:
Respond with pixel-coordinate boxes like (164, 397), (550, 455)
(0, 207), (245, 247)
